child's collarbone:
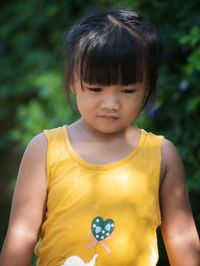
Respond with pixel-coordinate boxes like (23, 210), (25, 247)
(74, 140), (136, 165)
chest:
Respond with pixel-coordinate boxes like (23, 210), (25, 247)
(70, 140), (137, 165)
(49, 160), (157, 212)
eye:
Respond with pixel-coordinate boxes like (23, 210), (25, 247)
(121, 89), (136, 94)
(87, 87), (102, 92)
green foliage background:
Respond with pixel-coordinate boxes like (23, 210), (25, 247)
(0, 1), (199, 265)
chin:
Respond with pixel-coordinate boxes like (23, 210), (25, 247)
(94, 125), (126, 134)
(82, 119), (127, 134)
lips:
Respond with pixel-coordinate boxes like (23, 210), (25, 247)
(98, 114), (119, 120)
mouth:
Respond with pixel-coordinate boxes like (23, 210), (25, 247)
(98, 115), (119, 120)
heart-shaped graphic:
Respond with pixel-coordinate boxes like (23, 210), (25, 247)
(91, 216), (115, 241)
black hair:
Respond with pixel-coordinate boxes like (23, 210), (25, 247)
(64, 9), (163, 104)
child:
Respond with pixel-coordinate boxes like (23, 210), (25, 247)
(0, 9), (199, 266)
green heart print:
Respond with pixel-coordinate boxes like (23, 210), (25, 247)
(91, 216), (115, 241)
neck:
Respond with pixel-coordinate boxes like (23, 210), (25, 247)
(75, 118), (135, 142)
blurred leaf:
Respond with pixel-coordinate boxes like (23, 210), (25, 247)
(180, 26), (200, 46)
(186, 97), (200, 113)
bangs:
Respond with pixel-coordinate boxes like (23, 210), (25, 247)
(76, 26), (146, 86)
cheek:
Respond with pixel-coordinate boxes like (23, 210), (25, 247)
(123, 97), (145, 118)
(76, 95), (94, 115)
(124, 97), (143, 111)
(76, 98), (85, 115)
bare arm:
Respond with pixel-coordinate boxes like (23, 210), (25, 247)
(0, 133), (48, 266)
(160, 139), (200, 266)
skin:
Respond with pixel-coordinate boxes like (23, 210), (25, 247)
(0, 79), (199, 266)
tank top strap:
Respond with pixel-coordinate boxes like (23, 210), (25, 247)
(142, 129), (163, 149)
(44, 126), (69, 188)
(140, 130), (164, 225)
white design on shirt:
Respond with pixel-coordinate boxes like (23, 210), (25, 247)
(61, 254), (98, 266)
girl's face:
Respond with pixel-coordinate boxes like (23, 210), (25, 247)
(71, 78), (148, 134)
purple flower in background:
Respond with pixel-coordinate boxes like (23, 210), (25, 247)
(178, 80), (189, 95)
(145, 103), (160, 119)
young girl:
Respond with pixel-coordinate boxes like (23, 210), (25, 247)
(0, 9), (199, 266)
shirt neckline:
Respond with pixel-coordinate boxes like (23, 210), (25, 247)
(62, 125), (146, 170)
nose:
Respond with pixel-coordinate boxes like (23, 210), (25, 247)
(100, 93), (120, 111)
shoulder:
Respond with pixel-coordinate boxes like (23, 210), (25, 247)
(25, 125), (65, 155)
(161, 138), (183, 169)
(16, 132), (48, 199)
(20, 132), (49, 171)
(160, 138), (185, 187)
(29, 132), (47, 146)
(25, 132), (47, 157)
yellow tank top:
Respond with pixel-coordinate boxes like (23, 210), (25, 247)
(35, 125), (163, 266)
